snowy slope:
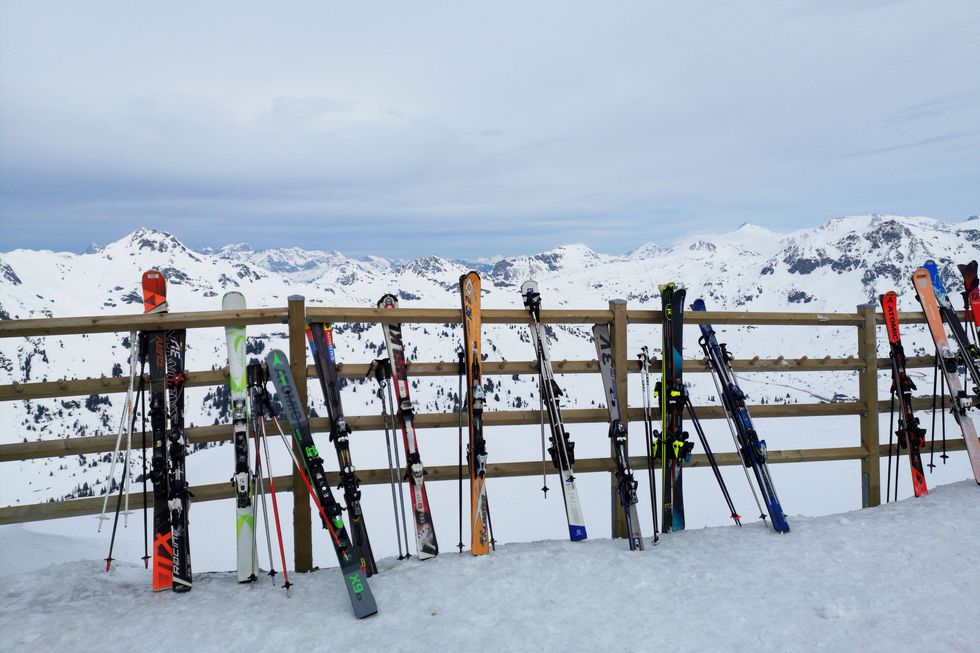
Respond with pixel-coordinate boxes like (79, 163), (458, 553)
(1, 482), (977, 652)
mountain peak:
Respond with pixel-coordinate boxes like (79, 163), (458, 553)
(120, 227), (191, 255)
(627, 242), (663, 259)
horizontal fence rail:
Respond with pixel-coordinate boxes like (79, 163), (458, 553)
(0, 356), (942, 402)
(0, 397), (952, 464)
(1, 438), (966, 526)
(0, 298), (966, 571)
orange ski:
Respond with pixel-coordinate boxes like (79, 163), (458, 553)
(460, 271), (490, 555)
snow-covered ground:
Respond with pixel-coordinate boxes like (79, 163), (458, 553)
(2, 481), (977, 653)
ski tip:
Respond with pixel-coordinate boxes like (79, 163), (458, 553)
(221, 291), (246, 310)
(690, 298), (706, 312)
(377, 293), (398, 309)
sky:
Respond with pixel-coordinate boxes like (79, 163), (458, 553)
(0, 0), (978, 258)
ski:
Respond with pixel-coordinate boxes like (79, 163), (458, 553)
(958, 260), (980, 330)
(460, 271), (491, 556)
(923, 260), (980, 390)
(306, 322), (378, 576)
(521, 281), (587, 541)
(165, 327), (191, 592)
(142, 270), (172, 591)
(879, 292), (928, 497)
(265, 349), (378, 618)
(656, 283), (693, 533)
(912, 267), (980, 483)
(223, 291), (256, 583)
(592, 323), (643, 550)
(377, 294), (439, 559)
(692, 298), (791, 531)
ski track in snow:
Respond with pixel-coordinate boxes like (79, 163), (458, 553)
(1, 482), (978, 653)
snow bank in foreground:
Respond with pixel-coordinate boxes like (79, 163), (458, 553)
(2, 482), (978, 653)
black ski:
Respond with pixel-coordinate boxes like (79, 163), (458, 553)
(692, 298), (790, 531)
(306, 322), (378, 576)
(165, 328), (192, 592)
(655, 283), (693, 533)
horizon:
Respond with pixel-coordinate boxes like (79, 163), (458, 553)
(2, 2), (978, 256)
(2, 212), (975, 260)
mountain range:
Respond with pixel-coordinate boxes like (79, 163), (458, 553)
(0, 213), (977, 509)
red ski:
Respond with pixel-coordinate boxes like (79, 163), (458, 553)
(377, 294), (438, 559)
(879, 291), (928, 497)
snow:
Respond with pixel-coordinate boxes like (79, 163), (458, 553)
(2, 482), (978, 652)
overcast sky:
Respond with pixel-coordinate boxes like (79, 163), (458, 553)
(1, 1), (978, 257)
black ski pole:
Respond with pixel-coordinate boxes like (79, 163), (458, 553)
(457, 351), (465, 553)
(686, 399), (741, 526)
(886, 391), (895, 503)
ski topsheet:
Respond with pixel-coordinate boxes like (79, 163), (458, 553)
(165, 327), (191, 592)
(923, 260), (980, 390)
(692, 298), (791, 531)
(879, 292), (928, 497)
(460, 271), (491, 556)
(521, 281), (587, 541)
(142, 270), (172, 591)
(657, 283), (692, 533)
(265, 350), (378, 618)
(306, 322), (378, 576)
(958, 260), (980, 328)
(912, 267), (980, 483)
(593, 323), (643, 550)
(223, 291), (256, 583)
(377, 294), (438, 559)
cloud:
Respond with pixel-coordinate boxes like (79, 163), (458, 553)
(1, 0), (979, 256)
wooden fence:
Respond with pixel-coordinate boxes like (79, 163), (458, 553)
(0, 298), (962, 572)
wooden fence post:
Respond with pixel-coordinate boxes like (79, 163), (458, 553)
(287, 295), (313, 572)
(609, 299), (629, 539)
(857, 302), (880, 508)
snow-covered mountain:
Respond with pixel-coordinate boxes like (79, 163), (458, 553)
(0, 214), (976, 512)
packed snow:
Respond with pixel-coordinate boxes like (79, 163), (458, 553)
(1, 481), (977, 652)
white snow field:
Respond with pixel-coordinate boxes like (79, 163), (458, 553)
(1, 481), (977, 653)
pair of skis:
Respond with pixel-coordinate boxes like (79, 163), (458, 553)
(265, 350), (378, 618)
(141, 270), (192, 592)
(692, 299), (789, 532)
(593, 323), (644, 549)
(879, 292), (929, 498)
(460, 271), (492, 555)
(654, 283), (694, 533)
(911, 261), (980, 483)
(521, 281), (588, 541)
